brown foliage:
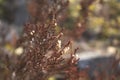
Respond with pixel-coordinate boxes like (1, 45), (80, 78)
(16, 0), (81, 80)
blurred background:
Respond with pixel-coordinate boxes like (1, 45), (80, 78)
(0, 0), (120, 80)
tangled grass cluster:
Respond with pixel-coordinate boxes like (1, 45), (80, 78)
(15, 0), (80, 80)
